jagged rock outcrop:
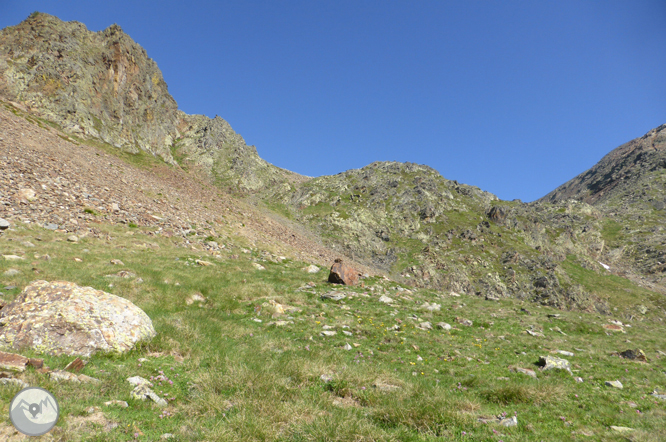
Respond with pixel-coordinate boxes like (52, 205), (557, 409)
(0, 12), (180, 162)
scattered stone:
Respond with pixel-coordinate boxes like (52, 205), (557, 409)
(485, 294), (500, 302)
(0, 280), (156, 357)
(636, 305), (648, 315)
(551, 326), (567, 335)
(610, 426), (634, 433)
(328, 258), (360, 286)
(378, 295), (394, 304)
(67, 235), (79, 242)
(127, 376), (152, 387)
(538, 355), (572, 374)
(0, 351), (29, 372)
(2, 255), (24, 261)
(343, 343), (352, 350)
(18, 188), (37, 202)
(320, 374), (333, 382)
(252, 263), (265, 270)
(50, 370), (100, 384)
(131, 384), (167, 407)
(617, 349), (648, 362)
(110, 259), (125, 265)
(161, 434), (176, 440)
(196, 259), (215, 266)
(574, 377), (584, 383)
(22, 241), (35, 247)
(0, 218), (9, 230)
(44, 223), (59, 230)
(419, 302), (441, 311)
(449, 291), (461, 297)
(65, 357), (86, 372)
(527, 330), (545, 337)
(0, 377), (29, 388)
(605, 380), (623, 389)
(651, 389), (666, 400)
(547, 314), (561, 319)
(267, 320), (293, 326)
(3, 269), (20, 277)
(418, 322), (433, 330)
(500, 416), (518, 427)
(343, 330), (353, 336)
(603, 324), (625, 333)
(186, 293), (206, 305)
(456, 317), (473, 327)
(304, 265), (320, 273)
(509, 366), (537, 378)
(556, 350), (574, 357)
(321, 292), (346, 301)
(436, 322), (452, 331)
(320, 331), (337, 337)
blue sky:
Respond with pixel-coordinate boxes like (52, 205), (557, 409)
(2, 1), (665, 202)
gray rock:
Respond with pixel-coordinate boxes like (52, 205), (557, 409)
(436, 322), (452, 330)
(104, 400), (129, 408)
(3, 269), (20, 277)
(304, 265), (320, 273)
(605, 380), (623, 389)
(343, 343), (352, 350)
(0, 218), (9, 230)
(419, 322), (433, 330)
(131, 384), (168, 407)
(0, 280), (156, 357)
(538, 355), (572, 374)
(321, 292), (346, 301)
(419, 302), (441, 311)
(320, 330), (337, 337)
(500, 416), (518, 427)
(67, 235), (79, 242)
(44, 223), (59, 230)
(556, 350), (574, 357)
(379, 295), (394, 304)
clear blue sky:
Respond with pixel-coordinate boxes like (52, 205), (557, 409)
(2, 1), (665, 202)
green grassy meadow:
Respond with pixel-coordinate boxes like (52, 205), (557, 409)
(1, 222), (665, 441)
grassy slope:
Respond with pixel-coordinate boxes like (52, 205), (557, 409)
(1, 222), (666, 441)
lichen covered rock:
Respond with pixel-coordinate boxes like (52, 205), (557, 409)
(0, 280), (155, 356)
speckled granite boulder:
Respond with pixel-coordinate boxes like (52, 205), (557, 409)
(0, 280), (155, 356)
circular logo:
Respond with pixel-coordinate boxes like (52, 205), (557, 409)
(9, 387), (60, 436)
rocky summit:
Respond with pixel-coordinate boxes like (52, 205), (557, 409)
(0, 11), (665, 442)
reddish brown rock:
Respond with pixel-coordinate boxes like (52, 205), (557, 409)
(328, 259), (360, 286)
(0, 350), (29, 372)
(603, 324), (625, 333)
(65, 357), (86, 372)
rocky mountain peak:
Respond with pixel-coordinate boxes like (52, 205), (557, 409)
(539, 124), (666, 206)
(0, 12), (179, 162)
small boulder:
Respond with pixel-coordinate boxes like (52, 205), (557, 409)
(321, 292), (346, 301)
(252, 263), (266, 271)
(328, 259), (360, 286)
(538, 355), (572, 374)
(18, 188), (37, 202)
(67, 235), (79, 242)
(304, 265), (320, 273)
(378, 295), (394, 304)
(618, 349), (648, 362)
(419, 302), (441, 311)
(456, 317), (473, 327)
(605, 380), (623, 389)
(3, 269), (20, 277)
(0, 218), (9, 230)
(0, 280), (156, 357)
(0, 350), (30, 372)
(436, 322), (452, 330)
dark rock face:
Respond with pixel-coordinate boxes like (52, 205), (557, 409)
(328, 259), (360, 286)
(0, 13), (180, 162)
(487, 206), (507, 223)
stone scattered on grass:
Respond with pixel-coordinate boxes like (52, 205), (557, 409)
(321, 292), (346, 301)
(610, 426), (634, 433)
(509, 366), (537, 378)
(538, 356), (572, 374)
(131, 384), (168, 407)
(378, 295), (394, 304)
(0, 218), (9, 230)
(343, 343), (352, 350)
(3, 269), (20, 276)
(196, 259), (215, 266)
(615, 349), (648, 362)
(320, 374), (333, 382)
(527, 330), (545, 337)
(320, 330), (337, 337)
(186, 293), (206, 305)
(328, 258), (359, 286)
(419, 302), (441, 311)
(605, 380), (623, 389)
(0, 351), (30, 372)
(50, 370), (100, 384)
(436, 322), (452, 330)
(65, 357), (86, 372)
(2, 255), (24, 261)
(373, 380), (401, 392)
(252, 263), (265, 270)
(456, 317), (473, 327)
(603, 324), (625, 333)
(110, 259), (124, 265)
(556, 350), (574, 357)
(304, 265), (320, 273)
(67, 235), (78, 242)
(418, 322), (433, 330)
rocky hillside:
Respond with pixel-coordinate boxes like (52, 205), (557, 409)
(1, 12), (664, 317)
(0, 12), (295, 192)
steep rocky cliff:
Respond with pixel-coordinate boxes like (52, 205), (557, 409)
(0, 12), (180, 162)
